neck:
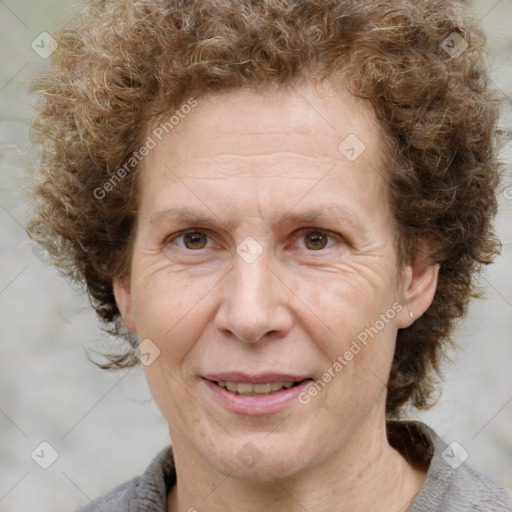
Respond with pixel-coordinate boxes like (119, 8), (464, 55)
(167, 417), (426, 512)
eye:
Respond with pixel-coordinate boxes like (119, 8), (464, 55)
(297, 229), (338, 251)
(168, 230), (212, 250)
(165, 228), (340, 253)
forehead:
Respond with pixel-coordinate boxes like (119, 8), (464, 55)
(147, 82), (382, 168)
(138, 82), (389, 221)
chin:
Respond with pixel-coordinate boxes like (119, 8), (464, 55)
(196, 427), (320, 482)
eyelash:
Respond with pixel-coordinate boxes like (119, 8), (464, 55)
(166, 228), (340, 252)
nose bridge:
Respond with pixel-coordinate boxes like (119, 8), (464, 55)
(215, 250), (290, 342)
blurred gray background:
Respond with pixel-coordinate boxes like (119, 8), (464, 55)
(0, 1), (511, 510)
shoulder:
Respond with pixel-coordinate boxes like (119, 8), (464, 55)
(73, 445), (175, 512)
(415, 458), (512, 511)
(73, 476), (139, 511)
(441, 461), (512, 511)
(392, 421), (512, 512)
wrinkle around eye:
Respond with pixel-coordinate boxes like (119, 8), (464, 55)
(136, 248), (227, 288)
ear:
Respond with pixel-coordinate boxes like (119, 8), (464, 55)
(396, 255), (440, 329)
(113, 276), (136, 332)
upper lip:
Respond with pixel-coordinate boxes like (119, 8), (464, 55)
(203, 372), (312, 384)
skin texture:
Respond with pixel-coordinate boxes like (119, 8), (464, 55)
(114, 82), (439, 511)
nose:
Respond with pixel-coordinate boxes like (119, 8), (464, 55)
(214, 252), (293, 343)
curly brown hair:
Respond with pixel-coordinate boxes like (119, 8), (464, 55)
(27, 0), (504, 417)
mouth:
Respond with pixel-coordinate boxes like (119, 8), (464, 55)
(202, 372), (313, 415)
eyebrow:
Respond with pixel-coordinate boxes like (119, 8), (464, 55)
(149, 204), (363, 232)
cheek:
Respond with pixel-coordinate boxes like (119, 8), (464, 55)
(289, 266), (400, 402)
(292, 261), (398, 336)
(133, 261), (205, 322)
(131, 267), (217, 365)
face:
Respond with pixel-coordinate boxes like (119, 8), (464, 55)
(114, 82), (437, 480)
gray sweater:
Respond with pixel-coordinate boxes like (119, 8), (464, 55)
(75, 421), (512, 511)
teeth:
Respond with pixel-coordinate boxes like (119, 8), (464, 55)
(254, 383), (272, 393)
(217, 381), (296, 395)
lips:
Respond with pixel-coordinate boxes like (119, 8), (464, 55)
(202, 372), (313, 415)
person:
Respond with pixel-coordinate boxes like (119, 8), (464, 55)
(27, 0), (512, 510)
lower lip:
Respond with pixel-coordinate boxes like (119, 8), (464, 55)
(203, 379), (312, 415)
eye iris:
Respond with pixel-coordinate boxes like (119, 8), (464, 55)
(305, 232), (327, 250)
(183, 232), (207, 250)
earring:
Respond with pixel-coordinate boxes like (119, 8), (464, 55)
(409, 311), (414, 320)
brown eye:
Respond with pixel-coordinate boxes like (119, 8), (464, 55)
(181, 231), (209, 250)
(303, 231), (329, 250)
